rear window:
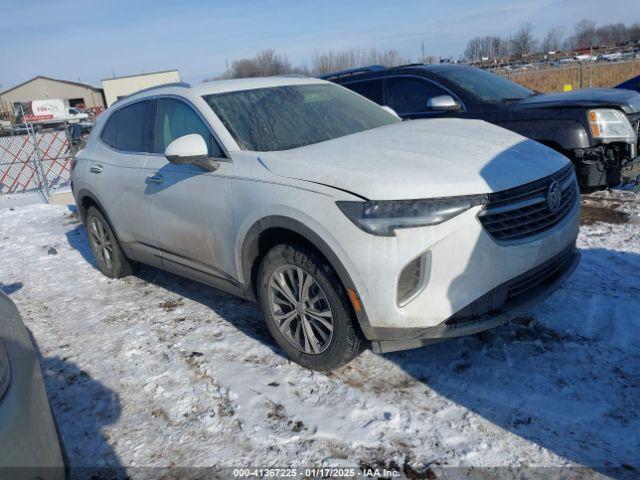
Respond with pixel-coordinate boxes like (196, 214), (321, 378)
(100, 101), (152, 152)
(202, 83), (398, 152)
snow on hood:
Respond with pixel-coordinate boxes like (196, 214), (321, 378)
(258, 119), (570, 200)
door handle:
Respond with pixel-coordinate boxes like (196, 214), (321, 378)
(89, 165), (103, 174)
(145, 174), (164, 184)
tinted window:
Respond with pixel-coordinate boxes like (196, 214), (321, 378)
(100, 101), (152, 152)
(433, 66), (535, 102)
(153, 98), (224, 157)
(385, 77), (449, 114)
(346, 80), (383, 104)
(203, 83), (398, 152)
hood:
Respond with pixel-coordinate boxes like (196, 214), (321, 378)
(516, 88), (640, 114)
(258, 119), (569, 200)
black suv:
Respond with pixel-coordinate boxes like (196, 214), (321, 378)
(325, 64), (640, 191)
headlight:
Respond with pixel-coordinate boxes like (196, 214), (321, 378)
(337, 195), (487, 236)
(0, 339), (10, 401)
(587, 109), (636, 143)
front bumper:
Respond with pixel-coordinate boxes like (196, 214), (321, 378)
(370, 245), (580, 353)
(343, 198), (580, 332)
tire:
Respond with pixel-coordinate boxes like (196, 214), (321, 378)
(257, 243), (364, 371)
(85, 206), (137, 278)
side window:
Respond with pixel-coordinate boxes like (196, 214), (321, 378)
(385, 77), (449, 114)
(346, 80), (383, 104)
(153, 98), (224, 157)
(100, 101), (152, 152)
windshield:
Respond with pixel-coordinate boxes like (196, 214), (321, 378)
(436, 67), (535, 102)
(203, 83), (399, 151)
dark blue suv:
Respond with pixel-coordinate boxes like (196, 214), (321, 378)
(325, 64), (640, 191)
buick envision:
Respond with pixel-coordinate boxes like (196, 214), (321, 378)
(71, 77), (580, 371)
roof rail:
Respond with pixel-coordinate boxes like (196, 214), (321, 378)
(112, 81), (191, 105)
(393, 62), (428, 68)
(319, 65), (388, 80)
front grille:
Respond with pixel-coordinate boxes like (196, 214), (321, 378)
(505, 245), (575, 303)
(478, 164), (578, 242)
(447, 244), (577, 325)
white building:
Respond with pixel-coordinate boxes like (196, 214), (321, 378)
(101, 70), (181, 107)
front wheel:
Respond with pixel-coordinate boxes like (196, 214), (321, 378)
(257, 244), (364, 371)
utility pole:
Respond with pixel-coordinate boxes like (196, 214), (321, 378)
(421, 41), (425, 64)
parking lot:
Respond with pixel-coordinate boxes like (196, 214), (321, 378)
(0, 190), (637, 478)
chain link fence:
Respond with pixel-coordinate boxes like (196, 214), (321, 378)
(0, 129), (75, 209)
(493, 58), (640, 92)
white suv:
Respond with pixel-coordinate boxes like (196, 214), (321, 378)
(71, 77), (580, 371)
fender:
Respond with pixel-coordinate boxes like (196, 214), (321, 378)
(499, 118), (591, 150)
(240, 215), (373, 334)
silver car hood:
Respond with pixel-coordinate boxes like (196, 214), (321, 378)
(258, 119), (570, 200)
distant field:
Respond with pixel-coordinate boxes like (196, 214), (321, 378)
(498, 60), (640, 92)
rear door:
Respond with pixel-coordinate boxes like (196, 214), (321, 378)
(142, 97), (235, 283)
(90, 100), (156, 261)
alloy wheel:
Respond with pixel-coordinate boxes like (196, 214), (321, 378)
(267, 265), (334, 354)
(88, 217), (114, 271)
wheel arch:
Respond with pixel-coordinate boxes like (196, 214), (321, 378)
(239, 216), (372, 334)
(76, 188), (109, 224)
(75, 188), (128, 251)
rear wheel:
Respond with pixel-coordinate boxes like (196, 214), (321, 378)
(85, 206), (137, 278)
(257, 244), (364, 371)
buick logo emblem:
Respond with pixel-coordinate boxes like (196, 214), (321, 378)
(547, 181), (562, 213)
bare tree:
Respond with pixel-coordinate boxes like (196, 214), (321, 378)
(511, 22), (537, 58)
(574, 20), (598, 49)
(310, 48), (410, 75)
(254, 49), (292, 76)
(541, 26), (565, 53)
(217, 49), (297, 79)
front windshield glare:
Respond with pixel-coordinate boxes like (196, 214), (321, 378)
(436, 67), (535, 102)
(203, 83), (399, 151)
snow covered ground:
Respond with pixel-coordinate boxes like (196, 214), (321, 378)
(0, 191), (639, 479)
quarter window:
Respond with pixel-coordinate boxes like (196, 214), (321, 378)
(152, 98), (224, 157)
(100, 101), (152, 152)
(385, 77), (449, 114)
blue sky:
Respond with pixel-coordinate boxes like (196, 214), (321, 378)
(1, 0), (639, 90)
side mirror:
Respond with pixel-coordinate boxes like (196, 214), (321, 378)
(426, 95), (461, 112)
(381, 105), (401, 119)
(164, 134), (208, 165)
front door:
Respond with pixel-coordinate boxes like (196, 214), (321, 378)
(142, 97), (235, 283)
